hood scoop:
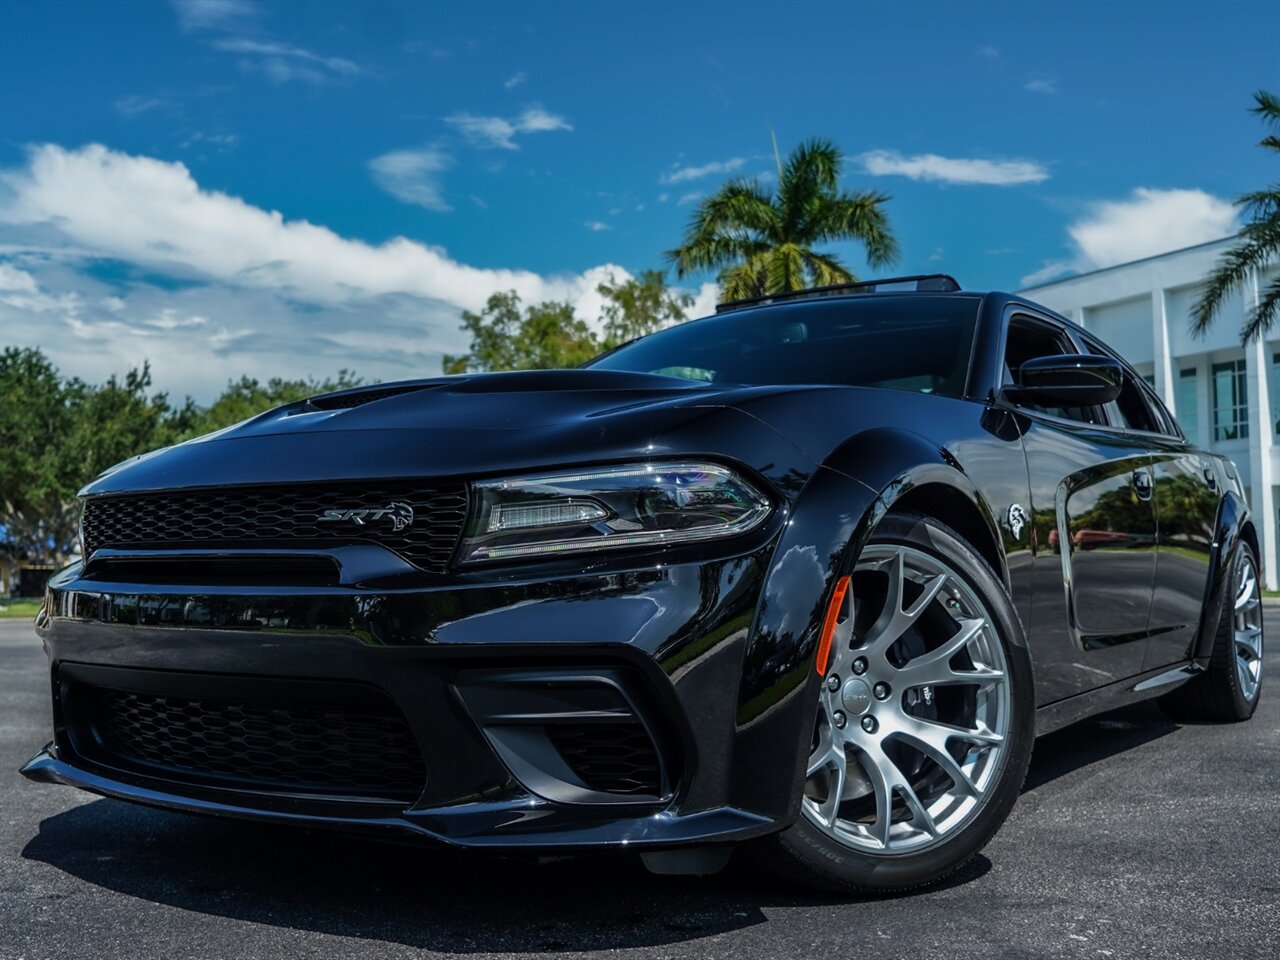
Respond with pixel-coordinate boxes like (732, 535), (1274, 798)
(305, 383), (436, 411)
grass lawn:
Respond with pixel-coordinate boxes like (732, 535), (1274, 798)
(0, 599), (43, 620)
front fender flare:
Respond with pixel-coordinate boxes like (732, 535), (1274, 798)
(728, 429), (1011, 822)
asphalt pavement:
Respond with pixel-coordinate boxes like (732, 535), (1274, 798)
(2, 617), (1277, 960)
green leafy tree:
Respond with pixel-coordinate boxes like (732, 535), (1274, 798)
(668, 137), (898, 301)
(442, 291), (600, 374)
(168, 371), (363, 442)
(0, 347), (175, 567)
(598, 270), (695, 348)
(1192, 90), (1280, 341)
(443, 273), (697, 374)
(0, 348), (369, 566)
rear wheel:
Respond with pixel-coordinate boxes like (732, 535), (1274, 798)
(1160, 543), (1264, 722)
(752, 512), (1034, 894)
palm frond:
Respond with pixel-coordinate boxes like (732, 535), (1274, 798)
(1194, 90), (1280, 341)
(808, 190), (900, 267)
(778, 139), (841, 231)
(1192, 216), (1280, 337)
(1236, 187), (1280, 219)
(719, 254), (769, 301)
(765, 244), (807, 294)
(1243, 273), (1280, 341)
(803, 251), (854, 287)
(667, 179), (778, 277)
(1252, 89), (1280, 126)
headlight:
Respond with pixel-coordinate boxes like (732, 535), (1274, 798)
(461, 461), (772, 563)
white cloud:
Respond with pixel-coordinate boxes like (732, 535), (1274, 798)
(677, 192), (704, 206)
(516, 106), (571, 134)
(660, 157), (745, 185)
(688, 283), (720, 319)
(859, 150), (1049, 186)
(180, 131), (240, 152)
(113, 94), (179, 118)
(368, 146), (452, 212)
(584, 221), (611, 232)
(504, 71), (527, 89)
(0, 262), (40, 295)
(212, 37), (362, 82)
(1024, 77), (1057, 94)
(170, 0), (258, 33)
(445, 106), (572, 150)
(1021, 187), (1239, 286)
(0, 144), (721, 401)
(977, 45), (1000, 60)
(1, 144), (622, 313)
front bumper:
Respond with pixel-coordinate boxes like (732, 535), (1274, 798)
(22, 536), (810, 850)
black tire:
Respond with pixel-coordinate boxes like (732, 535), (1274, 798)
(748, 512), (1035, 895)
(1159, 542), (1264, 722)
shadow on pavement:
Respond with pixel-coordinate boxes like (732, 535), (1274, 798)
(19, 702), (1174, 953)
(1022, 700), (1178, 792)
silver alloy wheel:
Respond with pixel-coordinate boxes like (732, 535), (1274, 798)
(802, 544), (1010, 855)
(1234, 552), (1264, 702)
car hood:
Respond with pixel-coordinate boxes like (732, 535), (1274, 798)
(84, 370), (821, 495)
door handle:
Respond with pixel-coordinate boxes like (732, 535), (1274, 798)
(1132, 469), (1153, 502)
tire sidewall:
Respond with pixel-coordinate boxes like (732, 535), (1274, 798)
(778, 512), (1035, 891)
(1223, 542), (1263, 716)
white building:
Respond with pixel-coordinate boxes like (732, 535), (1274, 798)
(1021, 236), (1280, 587)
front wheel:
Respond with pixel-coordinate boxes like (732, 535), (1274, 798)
(752, 512), (1035, 894)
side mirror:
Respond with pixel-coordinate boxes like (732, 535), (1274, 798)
(1007, 353), (1124, 407)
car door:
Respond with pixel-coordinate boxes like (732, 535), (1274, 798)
(1077, 334), (1222, 671)
(1002, 312), (1159, 705)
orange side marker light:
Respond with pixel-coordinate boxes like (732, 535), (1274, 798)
(815, 574), (851, 676)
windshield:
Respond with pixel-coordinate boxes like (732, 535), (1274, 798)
(588, 294), (981, 397)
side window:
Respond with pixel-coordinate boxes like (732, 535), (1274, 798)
(1080, 335), (1160, 434)
(1003, 316), (1103, 424)
(1140, 381), (1184, 440)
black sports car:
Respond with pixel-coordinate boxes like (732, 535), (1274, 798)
(22, 274), (1265, 893)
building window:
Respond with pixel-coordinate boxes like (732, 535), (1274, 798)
(1212, 359), (1248, 442)
(1270, 351), (1280, 434)
(1178, 368), (1200, 446)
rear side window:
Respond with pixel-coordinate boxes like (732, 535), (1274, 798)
(1080, 335), (1161, 434)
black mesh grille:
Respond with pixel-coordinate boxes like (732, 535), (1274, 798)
(83, 686), (426, 801)
(547, 723), (662, 796)
(81, 482), (468, 572)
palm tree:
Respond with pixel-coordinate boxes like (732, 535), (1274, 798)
(667, 137), (898, 302)
(1192, 90), (1280, 341)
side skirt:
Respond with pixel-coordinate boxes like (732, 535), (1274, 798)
(1034, 660), (1204, 737)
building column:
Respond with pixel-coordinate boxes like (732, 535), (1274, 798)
(1152, 288), (1176, 409)
(1243, 269), (1278, 588)
(1070, 306), (1086, 330)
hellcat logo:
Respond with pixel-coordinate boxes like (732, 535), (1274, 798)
(1006, 503), (1028, 541)
(317, 501), (414, 531)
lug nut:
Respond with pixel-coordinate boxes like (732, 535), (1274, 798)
(826, 674), (840, 692)
(873, 681), (891, 700)
(852, 657), (868, 676)
(861, 716), (878, 734)
(833, 711), (847, 729)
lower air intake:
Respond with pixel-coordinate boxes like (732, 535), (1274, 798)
(546, 722), (663, 796)
(63, 672), (426, 803)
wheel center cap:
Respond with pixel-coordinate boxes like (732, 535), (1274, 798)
(840, 677), (873, 716)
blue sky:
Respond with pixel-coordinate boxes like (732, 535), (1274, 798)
(1, 0), (1276, 401)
